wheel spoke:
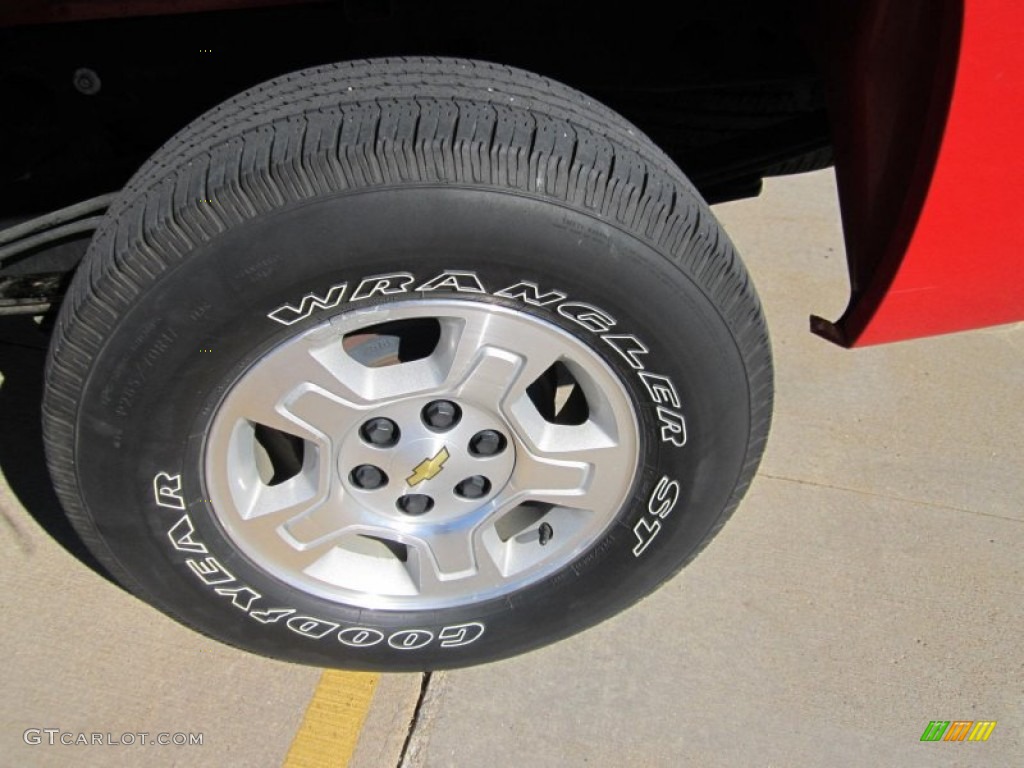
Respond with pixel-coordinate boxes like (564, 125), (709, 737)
(284, 386), (364, 441)
(261, 534), (338, 576)
(222, 334), (369, 433)
(239, 476), (325, 521)
(506, 431), (628, 509)
(502, 345), (568, 403)
(281, 492), (368, 547)
(408, 520), (480, 582)
(508, 449), (590, 502)
(218, 493), (340, 575)
(450, 347), (524, 409)
(439, 312), (564, 409)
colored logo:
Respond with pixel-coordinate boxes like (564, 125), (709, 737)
(920, 721), (996, 742)
(407, 446), (450, 486)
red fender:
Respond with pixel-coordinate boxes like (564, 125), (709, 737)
(811, 0), (1024, 346)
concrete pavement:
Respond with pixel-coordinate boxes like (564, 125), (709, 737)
(2, 169), (1021, 767)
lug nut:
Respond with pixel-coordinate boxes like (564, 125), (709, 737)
(469, 429), (506, 457)
(350, 464), (387, 490)
(396, 494), (434, 516)
(360, 417), (399, 447)
(422, 400), (462, 431)
(455, 475), (491, 500)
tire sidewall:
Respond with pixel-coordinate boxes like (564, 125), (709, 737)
(73, 186), (752, 669)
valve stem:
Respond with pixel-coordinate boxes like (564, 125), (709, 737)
(538, 522), (553, 546)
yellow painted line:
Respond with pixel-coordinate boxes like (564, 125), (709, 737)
(283, 670), (379, 768)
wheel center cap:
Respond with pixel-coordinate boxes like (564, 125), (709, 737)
(338, 398), (516, 523)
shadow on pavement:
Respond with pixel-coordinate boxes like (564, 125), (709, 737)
(0, 314), (112, 582)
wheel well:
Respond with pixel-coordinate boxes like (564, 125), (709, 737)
(0, 1), (829, 215)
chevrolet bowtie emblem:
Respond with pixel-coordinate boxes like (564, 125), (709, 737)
(407, 446), (450, 486)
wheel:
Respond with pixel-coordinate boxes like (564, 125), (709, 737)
(43, 58), (772, 670)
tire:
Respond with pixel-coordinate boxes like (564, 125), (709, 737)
(42, 58), (772, 670)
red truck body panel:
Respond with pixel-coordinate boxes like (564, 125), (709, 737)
(813, 0), (1024, 346)
(849, 0), (1024, 345)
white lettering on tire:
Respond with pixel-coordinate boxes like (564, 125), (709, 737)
(633, 474), (681, 557)
(415, 270), (486, 293)
(388, 629), (434, 650)
(186, 556), (236, 585)
(167, 515), (208, 554)
(350, 272), (416, 301)
(338, 628), (386, 648)
(215, 585), (262, 612)
(638, 371), (681, 408)
(267, 283), (348, 326)
(493, 281), (566, 306)
(153, 472), (186, 510)
(557, 301), (616, 333)
(648, 476), (681, 518)
(631, 518), (662, 558)
(603, 334), (649, 370)
(439, 622), (486, 648)
(249, 608), (295, 624)
(655, 407), (687, 447)
(287, 616), (341, 640)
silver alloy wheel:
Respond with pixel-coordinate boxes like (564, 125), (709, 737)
(204, 300), (639, 610)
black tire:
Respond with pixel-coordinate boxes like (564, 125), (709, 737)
(42, 58), (772, 670)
